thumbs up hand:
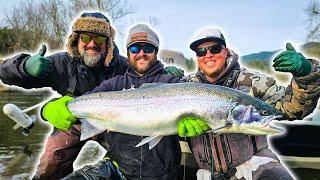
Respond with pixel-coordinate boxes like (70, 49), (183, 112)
(273, 43), (312, 77)
(24, 44), (53, 78)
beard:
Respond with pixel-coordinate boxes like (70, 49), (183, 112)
(200, 65), (226, 83)
(204, 67), (224, 78)
(80, 48), (106, 67)
(130, 55), (157, 75)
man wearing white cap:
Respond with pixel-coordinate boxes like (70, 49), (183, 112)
(178, 28), (320, 179)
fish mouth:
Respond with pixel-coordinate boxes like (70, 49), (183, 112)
(221, 104), (284, 135)
(237, 115), (284, 135)
(214, 114), (284, 135)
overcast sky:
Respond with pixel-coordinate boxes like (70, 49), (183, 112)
(0, 0), (311, 57)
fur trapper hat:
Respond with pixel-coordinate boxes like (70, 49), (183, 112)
(66, 12), (116, 66)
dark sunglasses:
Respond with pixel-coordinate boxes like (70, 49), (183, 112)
(128, 44), (156, 54)
(79, 33), (107, 45)
(195, 45), (224, 57)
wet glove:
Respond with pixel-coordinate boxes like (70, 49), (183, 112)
(273, 43), (312, 77)
(42, 95), (76, 131)
(178, 117), (210, 137)
(164, 66), (184, 78)
(24, 44), (53, 78)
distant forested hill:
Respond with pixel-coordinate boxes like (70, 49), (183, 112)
(240, 42), (320, 83)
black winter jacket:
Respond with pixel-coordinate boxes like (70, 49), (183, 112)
(0, 50), (128, 96)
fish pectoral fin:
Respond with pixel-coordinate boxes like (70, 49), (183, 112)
(148, 136), (163, 150)
(135, 135), (163, 150)
(80, 118), (106, 141)
(13, 123), (21, 130)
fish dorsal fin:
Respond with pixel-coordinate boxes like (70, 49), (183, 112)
(135, 135), (163, 150)
(140, 83), (165, 89)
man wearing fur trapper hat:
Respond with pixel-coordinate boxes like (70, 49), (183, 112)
(67, 12), (117, 67)
(0, 12), (183, 179)
(0, 12), (129, 179)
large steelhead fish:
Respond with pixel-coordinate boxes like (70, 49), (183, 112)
(68, 83), (283, 149)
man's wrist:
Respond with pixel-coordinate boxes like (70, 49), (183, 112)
(19, 55), (33, 77)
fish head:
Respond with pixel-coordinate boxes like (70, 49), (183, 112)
(215, 104), (284, 135)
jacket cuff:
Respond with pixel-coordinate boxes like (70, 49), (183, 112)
(18, 55), (33, 78)
(293, 59), (320, 87)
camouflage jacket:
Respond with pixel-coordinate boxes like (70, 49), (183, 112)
(184, 50), (320, 175)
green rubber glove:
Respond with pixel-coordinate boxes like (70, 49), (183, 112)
(42, 96), (77, 131)
(273, 43), (312, 77)
(178, 117), (210, 137)
(24, 44), (53, 78)
(164, 66), (184, 78)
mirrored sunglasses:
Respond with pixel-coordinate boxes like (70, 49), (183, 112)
(128, 44), (156, 54)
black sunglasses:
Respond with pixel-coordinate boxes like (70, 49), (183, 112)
(128, 44), (156, 54)
(195, 45), (224, 57)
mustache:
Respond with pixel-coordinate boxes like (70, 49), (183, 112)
(85, 46), (101, 51)
(135, 55), (147, 60)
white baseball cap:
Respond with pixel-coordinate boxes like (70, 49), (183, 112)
(190, 28), (226, 51)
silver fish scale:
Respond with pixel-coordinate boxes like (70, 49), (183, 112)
(70, 83), (240, 101)
(67, 83), (277, 139)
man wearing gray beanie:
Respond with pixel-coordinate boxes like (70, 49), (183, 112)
(41, 23), (184, 180)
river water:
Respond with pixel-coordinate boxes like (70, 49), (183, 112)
(0, 91), (51, 179)
(0, 91), (105, 179)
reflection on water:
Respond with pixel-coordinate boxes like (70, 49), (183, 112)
(0, 91), (51, 179)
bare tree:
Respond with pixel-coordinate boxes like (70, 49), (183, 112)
(41, 0), (69, 48)
(68, 0), (134, 23)
(126, 16), (160, 27)
(306, 0), (320, 41)
(3, 0), (134, 52)
(5, 0), (50, 51)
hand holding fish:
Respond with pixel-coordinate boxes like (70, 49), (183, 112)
(42, 95), (76, 131)
(177, 117), (210, 137)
